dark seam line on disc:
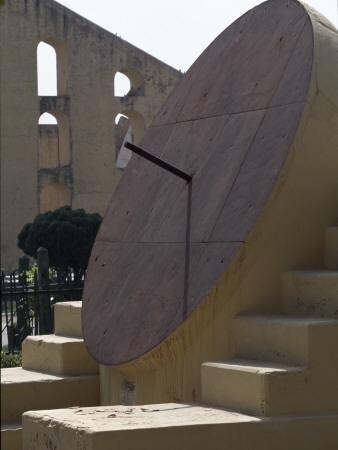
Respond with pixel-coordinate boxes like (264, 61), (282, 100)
(205, 18), (309, 243)
(205, 108), (269, 242)
(152, 9), (253, 130)
(147, 100), (308, 128)
(119, 125), (178, 243)
(152, 115), (232, 241)
(190, 15), (310, 247)
(175, 9), (253, 125)
(266, 15), (309, 110)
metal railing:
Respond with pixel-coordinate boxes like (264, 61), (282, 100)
(1, 250), (84, 353)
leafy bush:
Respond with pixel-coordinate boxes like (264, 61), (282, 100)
(17, 206), (102, 285)
(1, 351), (22, 368)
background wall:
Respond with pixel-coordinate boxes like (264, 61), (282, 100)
(0, 0), (181, 268)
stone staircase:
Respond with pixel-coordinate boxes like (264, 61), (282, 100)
(20, 227), (338, 449)
(1, 301), (100, 450)
(202, 227), (338, 417)
(202, 315), (338, 416)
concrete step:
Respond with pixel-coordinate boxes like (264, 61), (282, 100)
(325, 227), (338, 269)
(282, 270), (338, 317)
(22, 334), (99, 376)
(201, 358), (311, 416)
(54, 301), (82, 338)
(1, 423), (21, 450)
(22, 404), (338, 450)
(1, 367), (100, 424)
(235, 314), (338, 366)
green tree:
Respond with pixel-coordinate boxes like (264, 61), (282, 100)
(17, 206), (102, 285)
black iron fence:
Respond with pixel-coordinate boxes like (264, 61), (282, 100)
(1, 248), (84, 353)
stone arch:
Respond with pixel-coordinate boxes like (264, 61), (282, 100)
(115, 114), (132, 169)
(39, 111), (70, 168)
(37, 42), (57, 96)
(114, 67), (144, 96)
(114, 110), (146, 169)
(114, 72), (131, 97)
(120, 109), (146, 145)
(38, 37), (69, 95)
(39, 112), (57, 124)
(40, 182), (71, 213)
(50, 110), (71, 166)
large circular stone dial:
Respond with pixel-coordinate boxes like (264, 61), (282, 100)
(82, 0), (313, 365)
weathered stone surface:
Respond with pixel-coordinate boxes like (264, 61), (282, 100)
(22, 334), (99, 376)
(22, 404), (338, 450)
(1, 367), (99, 423)
(82, 0), (314, 366)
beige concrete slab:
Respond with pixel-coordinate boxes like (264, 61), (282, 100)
(1, 367), (99, 423)
(22, 334), (99, 375)
(325, 227), (338, 269)
(22, 404), (338, 450)
(235, 314), (338, 365)
(282, 270), (338, 317)
(201, 359), (309, 416)
(202, 349), (338, 416)
(54, 301), (82, 338)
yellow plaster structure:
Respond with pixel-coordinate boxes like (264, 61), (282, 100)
(54, 300), (83, 338)
(2, 1), (338, 449)
(22, 334), (99, 376)
(22, 404), (338, 450)
(0, 0), (181, 269)
(98, 2), (338, 408)
(1, 302), (100, 450)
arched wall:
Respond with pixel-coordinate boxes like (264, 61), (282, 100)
(49, 110), (71, 166)
(39, 123), (59, 168)
(42, 37), (69, 95)
(38, 111), (71, 169)
(114, 72), (131, 97)
(119, 109), (146, 145)
(115, 115), (132, 169)
(0, 0), (182, 268)
(116, 67), (144, 95)
(40, 182), (71, 213)
(37, 42), (57, 96)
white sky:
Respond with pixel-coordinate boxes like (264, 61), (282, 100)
(55, 0), (337, 72)
(39, 0), (337, 119)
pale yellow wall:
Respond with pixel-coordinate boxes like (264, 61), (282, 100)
(0, 0), (181, 269)
(100, 5), (338, 407)
(39, 125), (59, 168)
(40, 183), (71, 214)
(1, 1), (39, 269)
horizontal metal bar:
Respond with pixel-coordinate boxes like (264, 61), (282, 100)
(1, 288), (83, 296)
(124, 141), (192, 183)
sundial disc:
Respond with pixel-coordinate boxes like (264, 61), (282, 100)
(82, 0), (313, 365)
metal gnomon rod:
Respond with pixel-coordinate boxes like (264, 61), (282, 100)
(124, 141), (192, 183)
